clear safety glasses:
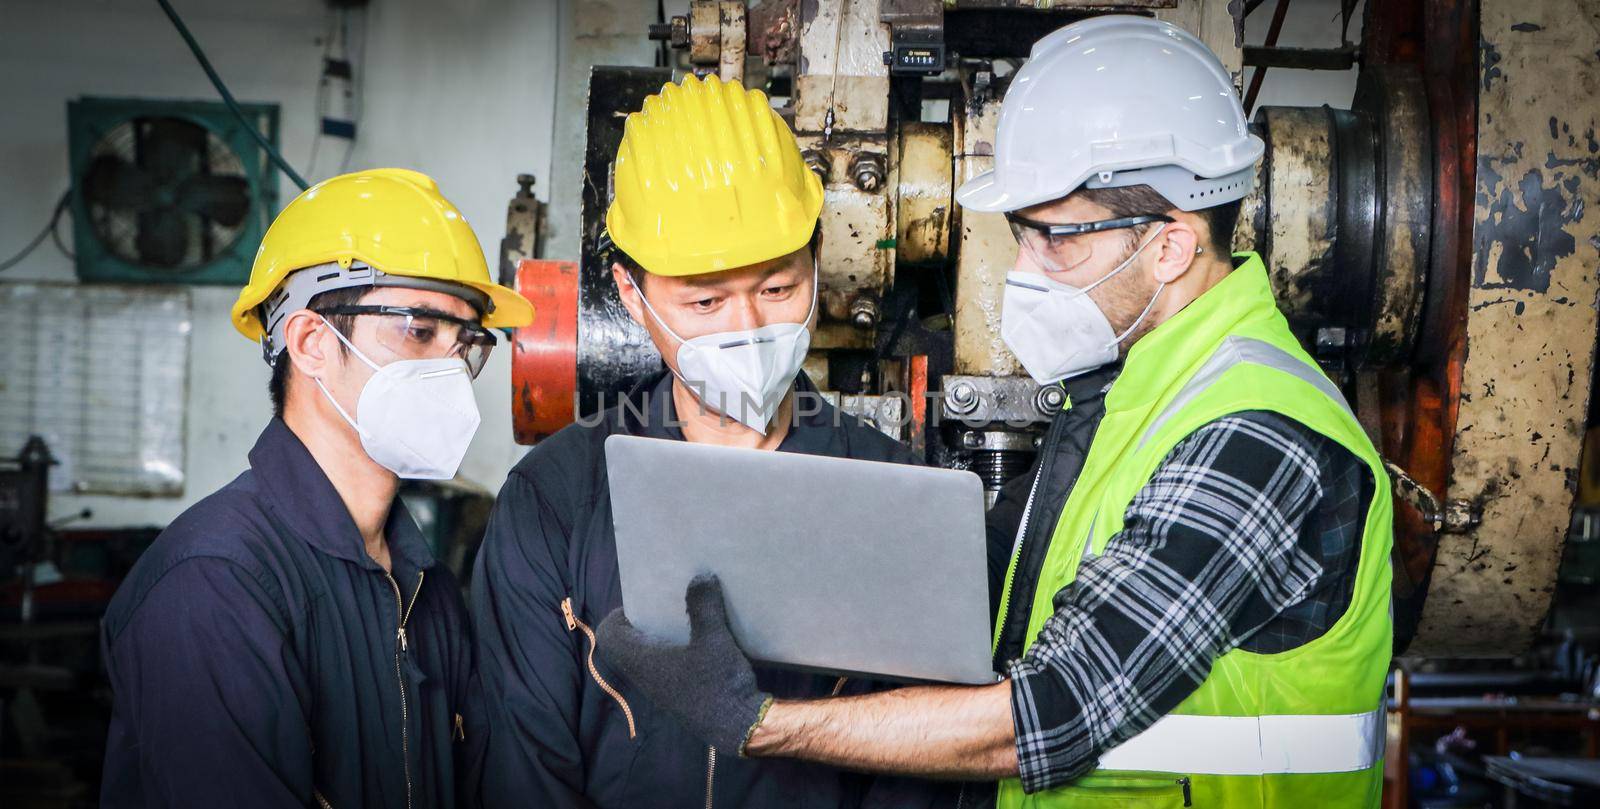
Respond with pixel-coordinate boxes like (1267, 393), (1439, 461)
(314, 304), (498, 378)
(1004, 212), (1174, 273)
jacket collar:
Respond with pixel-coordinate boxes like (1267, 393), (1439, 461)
(248, 418), (436, 572)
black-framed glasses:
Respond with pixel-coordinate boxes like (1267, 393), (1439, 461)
(314, 304), (497, 378)
(1004, 212), (1175, 273)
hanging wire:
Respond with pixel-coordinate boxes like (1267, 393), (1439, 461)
(338, 6), (366, 174)
(154, 0), (309, 190)
(823, 0), (851, 142)
(305, 9), (338, 179)
(0, 191), (72, 273)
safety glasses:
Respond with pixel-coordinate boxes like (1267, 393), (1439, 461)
(1004, 212), (1174, 273)
(314, 304), (498, 378)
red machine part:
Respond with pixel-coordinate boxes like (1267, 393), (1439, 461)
(1364, 0), (1477, 643)
(511, 259), (580, 444)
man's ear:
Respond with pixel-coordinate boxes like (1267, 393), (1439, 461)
(1150, 217), (1200, 285)
(612, 262), (648, 328)
(282, 309), (338, 383)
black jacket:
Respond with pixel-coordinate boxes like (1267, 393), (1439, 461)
(984, 365), (1120, 670)
(101, 419), (481, 809)
(471, 372), (957, 809)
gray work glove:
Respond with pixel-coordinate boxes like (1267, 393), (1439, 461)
(596, 574), (774, 755)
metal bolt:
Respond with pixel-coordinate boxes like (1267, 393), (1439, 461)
(946, 382), (978, 415)
(1034, 385), (1066, 416)
(802, 149), (830, 183)
(961, 431), (985, 449)
(849, 292), (880, 329)
(515, 173), (536, 196)
(850, 153), (886, 193)
(648, 15), (690, 48)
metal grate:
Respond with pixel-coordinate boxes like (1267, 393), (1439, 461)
(0, 283), (191, 495)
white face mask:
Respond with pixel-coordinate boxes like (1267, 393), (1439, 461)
(630, 262), (817, 434)
(1001, 223), (1168, 385)
(312, 317), (482, 480)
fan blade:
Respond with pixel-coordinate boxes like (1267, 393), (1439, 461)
(141, 117), (207, 185)
(83, 154), (158, 212)
(136, 207), (191, 268)
(175, 174), (251, 227)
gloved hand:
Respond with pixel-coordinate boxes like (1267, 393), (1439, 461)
(596, 574), (774, 755)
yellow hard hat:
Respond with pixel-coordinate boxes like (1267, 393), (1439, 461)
(231, 168), (534, 343)
(605, 74), (824, 277)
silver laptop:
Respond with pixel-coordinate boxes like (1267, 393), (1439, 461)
(606, 434), (996, 685)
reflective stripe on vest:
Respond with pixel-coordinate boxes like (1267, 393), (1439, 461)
(1097, 708), (1386, 776)
(1138, 335), (1354, 452)
(1084, 336), (1356, 557)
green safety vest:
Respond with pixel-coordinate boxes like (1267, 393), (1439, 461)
(995, 253), (1393, 809)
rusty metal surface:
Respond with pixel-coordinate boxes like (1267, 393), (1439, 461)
(497, 174), (544, 288)
(1155, 0), (1244, 79)
(748, 0), (799, 64)
(1353, 0), (1476, 655)
(1353, 66), (1431, 364)
(1244, 72), (1433, 374)
(814, 178), (893, 346)
(1408, 0), (1600, 657)
(895, 122), (954, 265)
(795, 0), (891, 134)
(512, 260), (579, 444)
(718, 2), (748, 83)
(940, 374), (1056, 426)
(951, 92), (1023, 377)
(1249, 106), (1339, 330)
(880, 0), (942, 27)
(797, 137), (895, 349)
(689, 0), (722, 64)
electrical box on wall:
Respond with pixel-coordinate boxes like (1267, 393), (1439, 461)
(65, 96), (280, 285)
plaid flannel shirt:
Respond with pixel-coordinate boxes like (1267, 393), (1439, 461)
(1006, 410), (1371, 793)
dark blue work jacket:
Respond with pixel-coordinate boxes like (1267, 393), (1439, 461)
(101, 418), (481, 808)
(471, 371), (960, 809)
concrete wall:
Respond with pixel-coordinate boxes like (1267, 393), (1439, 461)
(0, 0), (558, 527)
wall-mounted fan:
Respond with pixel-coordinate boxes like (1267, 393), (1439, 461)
(66, 97), (280, 285)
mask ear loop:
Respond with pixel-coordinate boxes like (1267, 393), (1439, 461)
(1100, 224), (1172, 348)
(625, 272), (689, 347)
(309, 314), (381, 440)
(1081, 222), (1168, 295)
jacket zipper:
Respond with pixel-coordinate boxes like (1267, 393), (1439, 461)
(315, 790), (334, 809)
(705, 746), (717, 809)
(384, 569), (424, 809)
(993, 469), (1044, 655)
(992, 400), (1068, 662)
(561, 597), (637, 738)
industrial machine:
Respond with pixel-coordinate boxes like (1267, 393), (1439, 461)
(504, 0), (1600, 658)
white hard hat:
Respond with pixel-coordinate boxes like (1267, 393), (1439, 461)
(956, 15), (1264, 214)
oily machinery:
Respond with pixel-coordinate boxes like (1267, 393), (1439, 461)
(505, 0), (1600, 658)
